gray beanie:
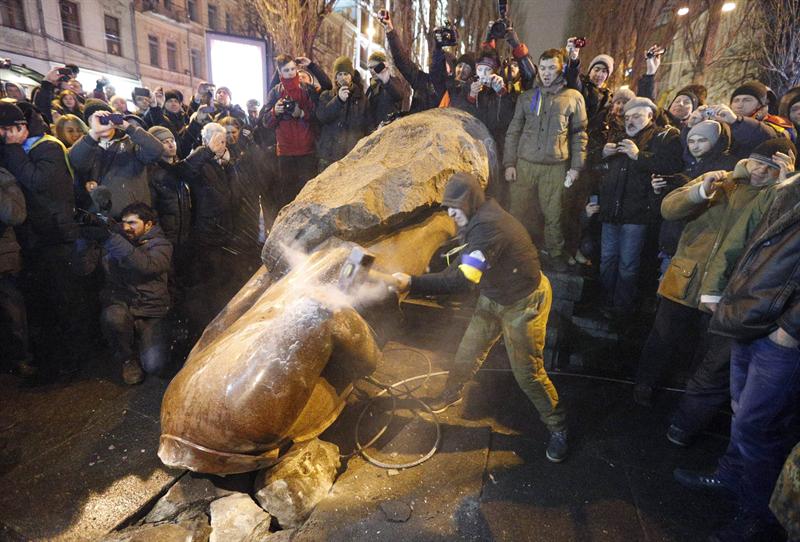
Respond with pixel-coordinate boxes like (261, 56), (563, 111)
(687, 120), (722, 147)
(623, 96), (658, 116)
(148, 125), (174, 142)
(589, 54), (614, 76)
(612, 87), (635, 103)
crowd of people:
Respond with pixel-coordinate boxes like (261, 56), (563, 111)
(1, 9), (800, 541)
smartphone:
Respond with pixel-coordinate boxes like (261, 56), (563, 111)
(372, 61), (386, 74)
(589, 195), (599, 205)
(133, 87), (151, 98)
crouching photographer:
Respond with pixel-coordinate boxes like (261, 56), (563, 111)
(74, 202), (173, 385)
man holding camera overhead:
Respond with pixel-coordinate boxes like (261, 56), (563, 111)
(365, 51), (405, 133)
(69, 99), (163, 219)
(264, 54), (321, 209)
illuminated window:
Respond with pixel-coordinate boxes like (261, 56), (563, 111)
(104, 15), (121, 56)
(60, 0), (82, 45)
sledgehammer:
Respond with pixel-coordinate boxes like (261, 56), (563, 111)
(338, 246), (401, 295)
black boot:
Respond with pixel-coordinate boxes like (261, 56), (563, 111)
(673, 468), (736, 498)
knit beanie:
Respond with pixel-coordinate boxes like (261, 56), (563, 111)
(148, 125), (174, 142)
(623, 96), (658, 116)
(731, 81), (769, 106)
(612, 87), (635, 103)
(83, 98), (112, 120)
(164, 89), (183, 104)
(441, 172), (485, 218)
(368, 51), (387, 64)
(332, 55), (354, 76)
(456, 52), (476, 72)
(687, 120), (722, 147)
(476, 47), (501, 70)
(0, 101), (26, 127)
(589, 54), (614, 76)
(216, 86), (232, 98)
(749, 138), (797, 169)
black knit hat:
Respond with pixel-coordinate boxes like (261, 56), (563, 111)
(83, 98), (112, 121)
(672, 84), (707, 110)
(15, 102), (48, 137)
(0, 101), (26, 127)
(456, 52), (475, 73)
(164, 89), (183, 104)
(732, 81), (770, 106)
(749, 138), (798, 169)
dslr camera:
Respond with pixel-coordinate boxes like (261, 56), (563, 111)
(281, 97), (297, 119)
(433, 20), (458, 47)
(488, 0), (510, 41)
(98, 113), (124, 126)
(573, 37), (587, 49)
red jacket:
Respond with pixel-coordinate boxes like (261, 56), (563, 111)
(265, 76), (318, 156)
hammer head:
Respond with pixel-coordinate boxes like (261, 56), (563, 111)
(338, 246), (376, 293)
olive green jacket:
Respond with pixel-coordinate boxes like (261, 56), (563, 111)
(503, 74), (588, 170)
(658, 160), (777, 310)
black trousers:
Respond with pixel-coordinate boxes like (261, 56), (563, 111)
(100, 304), (168, 375)
(276, 154), (318, 210)
(0, 274), (29, 364)
(637, 297), (732, 435)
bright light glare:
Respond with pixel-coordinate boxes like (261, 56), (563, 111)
(721, 2), (736, 11)
(367, 26), (375, 38)
(677, 6), (690, 15)
(207, 36), (266, 105)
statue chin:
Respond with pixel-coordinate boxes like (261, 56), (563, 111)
(159, 109), (497, 475)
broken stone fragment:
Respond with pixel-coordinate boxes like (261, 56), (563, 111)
(144, 474), (234, 523)
(379, 500), (412, 522)
(254, 439), (340, 528)
(100, 515), (211, 542)
(210, 493), (271, 542)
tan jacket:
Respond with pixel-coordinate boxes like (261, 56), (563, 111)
(658, 160), (777, 310)
(503, 74), (588, 170)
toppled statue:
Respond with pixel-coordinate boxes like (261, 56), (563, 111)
(159, 109), (497, 474)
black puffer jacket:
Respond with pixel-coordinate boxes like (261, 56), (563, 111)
(74, 225), (172, 317)
(658, 122), (739, 255)
(598, 123), (684, 225)
(2, 134), (77, 248)
(316, 75), (369, 163)
(0, 168), (26, 275)
(365, 75), (405, 133)
(455, 86), (516, 158)
(710, 174), (800, 341)
(179, 146), (235, 248)
(148, 160), (191, 247)
(565, 59), (611, 126)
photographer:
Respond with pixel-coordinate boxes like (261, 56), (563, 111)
(74, 202), (173, 385)
(380, 10), (447, 113)
(565, 39), (613, 127)
(69, 99), (163, 219)
(0, 101), (81, 378)
(33, 66), (76, 124)
(264, 54), (321, 208)
(597, 97), (683, 314)
(316, 56), (368, 169)
(212, 86), (247, 125)
(365, 51), (405, 133)
(131, 87), (153, 124)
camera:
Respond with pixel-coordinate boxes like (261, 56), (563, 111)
(646, 46), (666, 59)
(378, 9), (389, 23)
(371, 61), (386, 74)
(488, 0), (510, 41)
(704, 108), (716, 118)
(281, 97), (297, 119)
(433, 20), (459, 47)
(99, 113), (124, 126)
(56, 67), (72, 83)
(573, 37), (587, 49)
(77, 209), (113, 228)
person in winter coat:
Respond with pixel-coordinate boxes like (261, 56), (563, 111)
(211, 86), (248, 125)
(381, 10), (447, 113)
(365, 51), (405, 133)
(144, 89), (190, 149)
(597, 97), (683, 312)
(263, 54), (321, 209)
(316, 56), (368, 170)
(655, 120), (739, 272)
(779, 87), (800, 135)
(146, 126), (191, 251)
(0, 101), (84, 378)
(0, 167), (30, 376)
(33, 67), (74, 124)
(69, 99), (163, 219)
(675, 172), (800, 542)
(74, 202), (173, 385)
(565, 43), (613, 130)
(633, 138), (795, 420)
(504, 48), (588, 270)
(392, 173), (569, 463)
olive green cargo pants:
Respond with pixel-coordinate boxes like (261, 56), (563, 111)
(509, 159), (568, 258)
(448, 274), (566, 432)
